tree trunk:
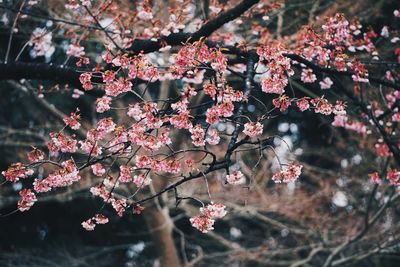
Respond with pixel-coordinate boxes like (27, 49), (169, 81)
(142, 203), (181, 267)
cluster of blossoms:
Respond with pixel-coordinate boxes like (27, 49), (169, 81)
(89, 184), (127, 217)
(29, 28), (55, 58)
(174, 42), (227, 77)
(3, 7), (399, 237)
(91, 163), (106, 176)
(243, 122), (263, 138)
(387, 170), (400, 186)
(135, 155), (181, 174)
(272, 94), (291, 112)
(63, 109), (81, 130)
(369, 172), (381, 184)
(33, 160), (81, 193)
(81, 214), (109, 231)
(296, 97), (310, 112)
(27, 147), (45, 162)
(272, 164), (303, 183)
(301, 68), (317, 83)
(47, 132), (78, 154)
(66, 43), (85, 58)
(2, 163), (34, 182)
(190, 203), (227, 233)
(257, 44), (294, 94)
(18, 189), (37, 212)
(226, 170), (246, 185)
(369, 170), (400, 186)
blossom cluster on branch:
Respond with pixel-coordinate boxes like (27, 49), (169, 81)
(1, 0), (399, 237)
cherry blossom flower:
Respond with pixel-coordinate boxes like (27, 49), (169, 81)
(272, 164), (303, 183)
(91, 163), (106, 176)
(162, 159), (182, 174)
(17, 189), (37, 212)
(387, 169), (400, 186)
(375, 143), (391, 157)
(301, 68), (317, 83)
(273, 95), (291, 112)
(27, 147), (45, 162)
(67, 43), (85, 57)
(332, 114), (347, 127)
(320, 77), (333, 89)
(111, 198), (126, 217)
(79, 139), (102, 156)
(311, 97), (333, 115)
(296, 97), (310, 112)
(29, 28), (55, 58)
(65, 0), (79, 9)
(206, 106), (221, 125)
(380, 26), (389, 38)
(79, 72), (93, 91)
(190, 124), (206, 146)
(226, 170), (246, 185)
(72, 89), (84, 99)
(137, 10), (153, 21)
(119, 166), (132, 183)
(105, 78), (132, 97)
(200, 203), (227, 219)
(127, 103), (144, 120)
(133, 204), (145, 214)
(257, 44), (293, 94)
(94, 214), (109, 224)
(190, 202), (227, 233)
(63, 109), (81, 130)
(190, 214), (215, 233)
(96, 96), (112, 113)
(170, 112), (192, 129)
(206, 129), (220, 145)
(344, 121), (368, 134)
(133, 174), (152, 188)
(97, 117), (116, 133)
(82, 219), (96, 231)
(391, 112), (400, 122)
(243, 122), (263, 138)
(204, 83), (217, 99)
(34, 160), (80, 193)
(2, 163), (34, 182)
(350, 61), (369, 83)
(48, 132), (77, 154)
(369, 172), (381, 184)
(135, 155), (153, 168)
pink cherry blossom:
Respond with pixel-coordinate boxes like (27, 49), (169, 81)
(320, 77), (333, 89)
(17, 189), (37, 212)
(387, 170), (400, 186)
(2, 163), (34, 182)
(119, 166), (132, 183)
(206, 129), (220, 145)
(301, 68), (317, 83)
(272, 164), (303, 183)
(63, 109), (81, 130)
(369, 172), (381, 184)
(243, 122), (263, 138)
(226, 170), (246, 185)
(200, 203), (227, 219)
(190, 214), (215, 233)
(67, 43), (85, 57)
(82, 219), (96, 231)
(91, 163), (106, 176)
(133, 174), (152, 188)
(96, 96), (112, 113)
(296, 97), (310, 112)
